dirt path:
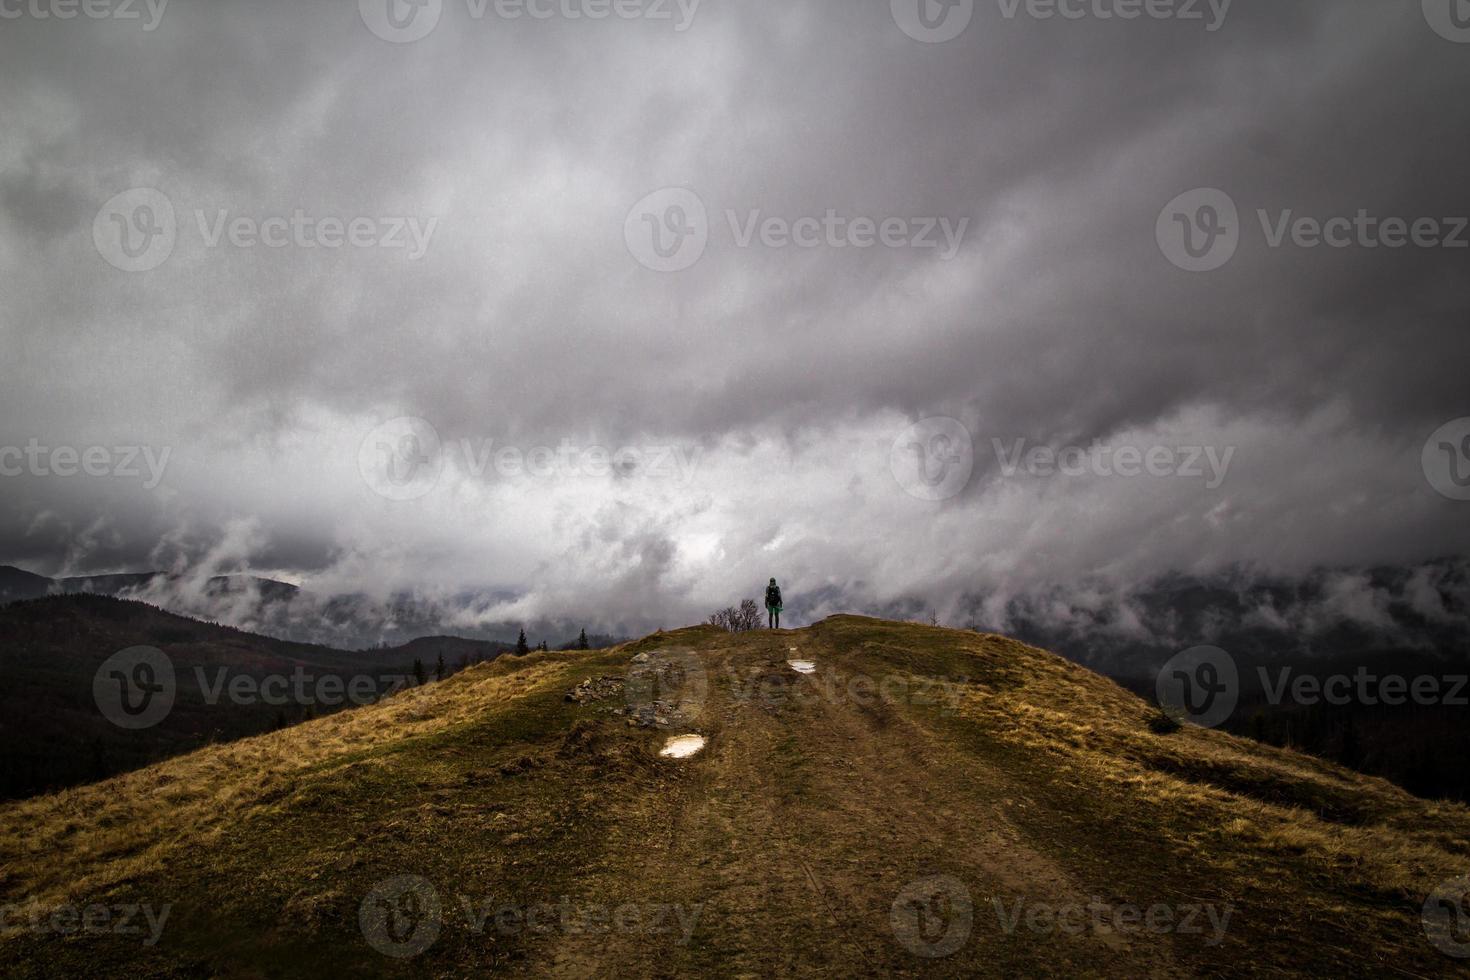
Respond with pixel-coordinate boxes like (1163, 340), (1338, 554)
(539, 631), (1184, 977)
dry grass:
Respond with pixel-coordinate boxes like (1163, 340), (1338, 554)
(932, 626), (1470, 903)
(3, 617), (1465, 977)
(0, 656), (568, 907)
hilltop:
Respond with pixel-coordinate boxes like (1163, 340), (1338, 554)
(1, 617), (1465, 977)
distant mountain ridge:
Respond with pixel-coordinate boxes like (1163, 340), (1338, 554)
(0, 565), (524, 651)
(0, 565), (300, 606)
(967, 557), (1470, 677)
(0, 594), (517, 801)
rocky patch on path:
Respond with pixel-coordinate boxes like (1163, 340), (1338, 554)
(565, 676), (624, 704)
(562, 652), (704, 730)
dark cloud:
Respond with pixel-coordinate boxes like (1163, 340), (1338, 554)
(1, 0), (1467, 633)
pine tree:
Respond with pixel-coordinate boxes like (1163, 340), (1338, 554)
(413, 657), (427, 686)
(577, 628), (590, 650)
(435, 654), (446, 682)
(516, 629), (530, 656)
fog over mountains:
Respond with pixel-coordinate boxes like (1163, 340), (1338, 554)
(5, 556), (1464, 672)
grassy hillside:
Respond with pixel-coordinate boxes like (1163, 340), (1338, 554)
(1, 617), (1466, 977)
(0, 596), (506, 800)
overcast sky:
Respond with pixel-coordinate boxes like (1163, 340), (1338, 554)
(2, 0), (1468, 634)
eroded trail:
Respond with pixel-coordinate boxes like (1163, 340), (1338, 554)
(539, 630), (1183, 977)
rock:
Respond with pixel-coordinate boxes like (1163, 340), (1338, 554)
(566, 676), (625, 705)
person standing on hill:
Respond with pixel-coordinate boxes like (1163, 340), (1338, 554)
(765, 578), (783, 629)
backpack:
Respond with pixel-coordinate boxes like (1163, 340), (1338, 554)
(766, 584), (782, 608)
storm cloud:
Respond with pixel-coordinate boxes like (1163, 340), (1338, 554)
(2, 0), (1468, 634)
